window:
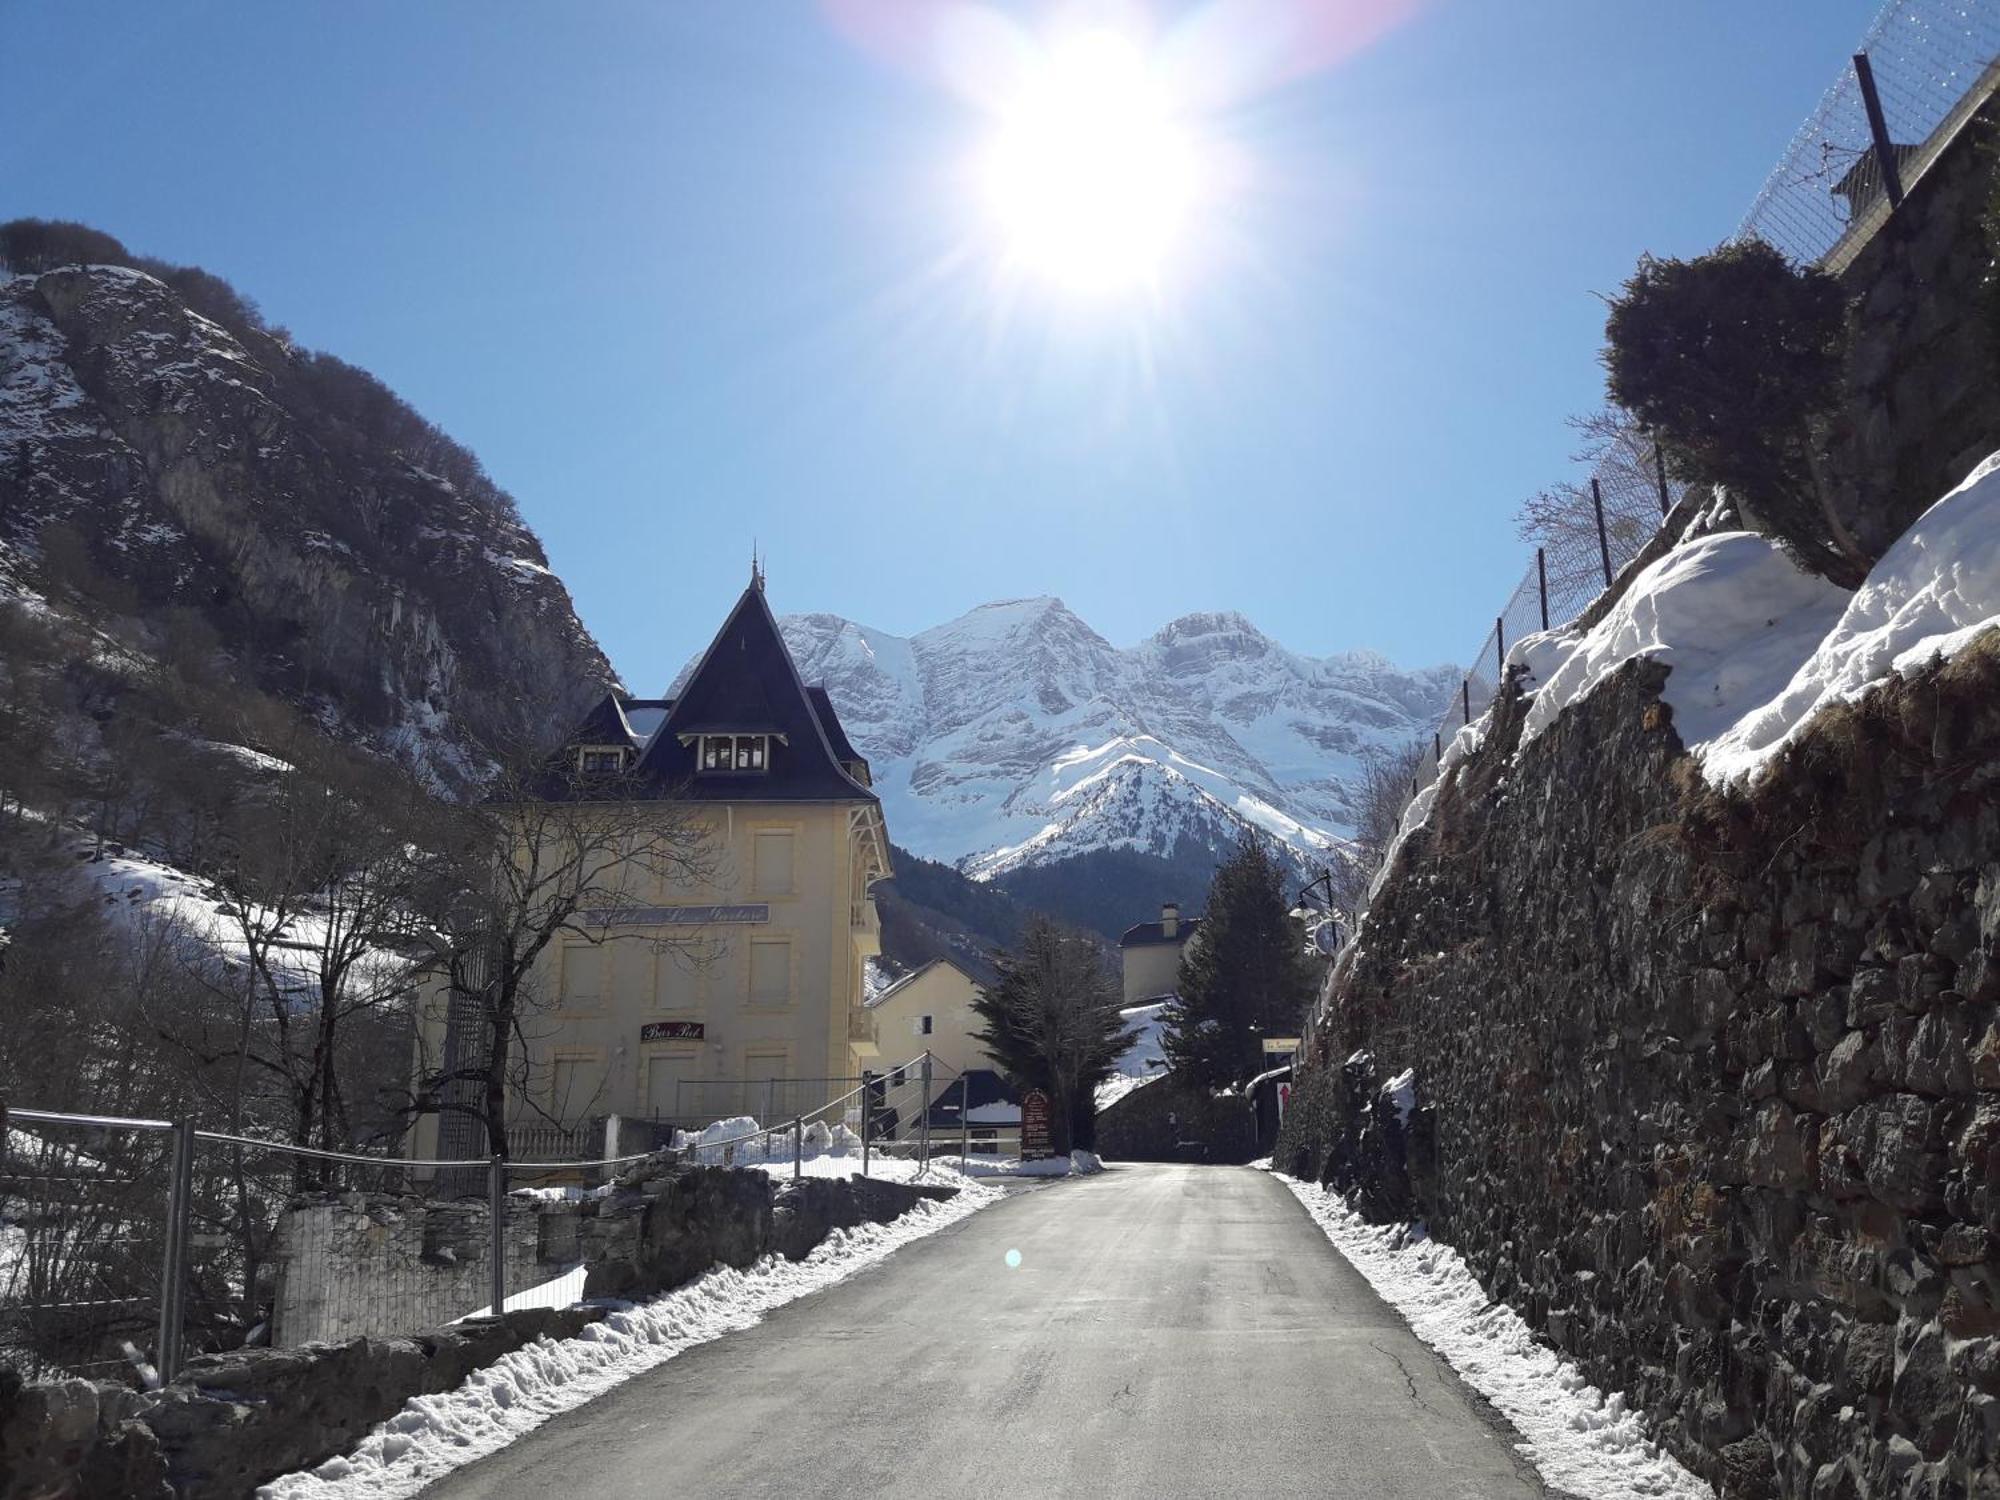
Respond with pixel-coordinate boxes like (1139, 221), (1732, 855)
(748, 939), (791, 1006)
(644, 1049), (696, 1119)
(578, 746), (627, 773)
(550, 1052), (604, 1118)
(699, 734), (768, 773)
(752, 829), (794, 894)
(919, 1014), (934, 1036)
(559, 944), (604, 1008)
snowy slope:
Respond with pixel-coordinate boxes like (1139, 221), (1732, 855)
(778, 601), (1457, 880)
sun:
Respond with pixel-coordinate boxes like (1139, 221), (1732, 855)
(979, 29), (1205, 296)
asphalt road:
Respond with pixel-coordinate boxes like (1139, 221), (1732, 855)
(421, 1164), (1551, 1499)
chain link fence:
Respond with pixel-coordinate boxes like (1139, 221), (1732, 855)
(1403, 0), (1993, 802)
(2, 1053), (955, 1386)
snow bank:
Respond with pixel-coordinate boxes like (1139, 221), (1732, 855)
(258, 1179), (999, 1500)
(1701, 453), (2000, 781)
(1274, 1173), (1713, 1500)
(672, 1117), (861, 1166)
(1517, 532), (1850, 758)
(1510, 455), (2000, 786)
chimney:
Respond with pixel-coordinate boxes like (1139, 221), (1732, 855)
(1161, 902), (1179, 939)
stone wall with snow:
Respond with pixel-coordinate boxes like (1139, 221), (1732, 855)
(1828, 91), (2000, 565)
(1278, 565), (2000, 1500)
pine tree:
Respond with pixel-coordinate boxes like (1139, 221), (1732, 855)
(971, 915), (1136, 1153)
(1163, 833), (1316, 1088)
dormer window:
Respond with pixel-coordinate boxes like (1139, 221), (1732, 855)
(577, 746), (629, 773)
(700, 734), (768, 773)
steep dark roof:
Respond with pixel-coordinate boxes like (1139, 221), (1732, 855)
(1119, 915), (1203, 949)
(807, 686), (869, 781)
(540, 584), (876, 804)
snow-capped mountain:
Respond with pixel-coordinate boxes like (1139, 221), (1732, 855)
(776, 598), (1458, 881)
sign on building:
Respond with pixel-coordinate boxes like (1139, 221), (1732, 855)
(1020, 1089), (1053, 1160)
(640, 1021), (706, 1043)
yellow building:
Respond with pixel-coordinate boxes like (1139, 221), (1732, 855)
(865, 958), (987, 1117)
(413, 574), (891, 1157)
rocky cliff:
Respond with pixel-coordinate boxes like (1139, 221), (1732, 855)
(1, 253), (610, 782)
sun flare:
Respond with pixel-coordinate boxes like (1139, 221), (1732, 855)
(980, 29), (1205, 295)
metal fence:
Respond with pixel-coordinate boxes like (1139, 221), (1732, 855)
(1404, 0), (1995, 799)
(0, 1052), (957, 1386)
(1739, 2), (2000, 272)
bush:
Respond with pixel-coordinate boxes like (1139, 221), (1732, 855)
(0, 218), (135, 274)
(1604, 241), (1867, 586)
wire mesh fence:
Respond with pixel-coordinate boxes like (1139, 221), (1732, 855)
(1, 1053), (958, 1384)
(1738, 1), (2000, 271)
(1403, 0), (1993, 804)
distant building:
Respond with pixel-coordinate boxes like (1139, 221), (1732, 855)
(1118, 901), (1201, 1007)
(413, 571), (892, 1159)
(866, 957), (987, 1120)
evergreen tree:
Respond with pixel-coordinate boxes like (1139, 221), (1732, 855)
(1603, 240), (1864, 584)
(1163, 833), (1316, 1088)
(971, 915), (1136, 1153)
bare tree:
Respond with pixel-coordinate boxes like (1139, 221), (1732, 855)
(412, 752), (716, 1160)
(1515, 410), (1672, 605)
(1329, 739), (1430, 919)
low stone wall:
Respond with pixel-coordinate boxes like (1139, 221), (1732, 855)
(1096, 1075), (1258, 1163)
(1277, 637), (2000, 1499)
(1, 1162), (957, 1500)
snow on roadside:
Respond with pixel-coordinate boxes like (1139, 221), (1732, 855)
(1273, 1173), (1712, 1500)
(258, 1177), (999, 1500)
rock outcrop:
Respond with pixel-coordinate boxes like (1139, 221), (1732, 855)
(1, 260), (610, 781)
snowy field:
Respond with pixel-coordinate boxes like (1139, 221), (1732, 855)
(1273, 1172), (1713, 1500)
(259, 1172), (1000, 1500)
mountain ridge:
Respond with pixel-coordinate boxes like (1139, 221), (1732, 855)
(772, 599), (1458, 887)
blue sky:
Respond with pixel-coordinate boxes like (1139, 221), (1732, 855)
(2, 1), (1880, 687)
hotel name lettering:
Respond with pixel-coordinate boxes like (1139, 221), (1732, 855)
(575, 904), (770, 927)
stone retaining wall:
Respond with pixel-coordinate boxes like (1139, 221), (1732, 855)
(1277, 638), (2000, 1499)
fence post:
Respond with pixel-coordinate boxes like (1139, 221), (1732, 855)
(918, 1053), (933, 1171)
(959, 1075), (971, 1165)
(156, 1117), (195, 1382)
(487, 1154), (506, 1319)
(860, 1069), (874, 1178)
(1591, 478), (1613, 589)
(1432, 731), (1442, 762)
(1494, 615), (1505, 676)
(1853, 52), (1905, 210)
(1654, 442), (1671, 519)
(793, 1115), (803, 1181)
(1536, 547), (1549, 631)
(1461, 679), (1470, 726)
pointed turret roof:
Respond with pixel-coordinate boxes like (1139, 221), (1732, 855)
(542, 583), (875, 804)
